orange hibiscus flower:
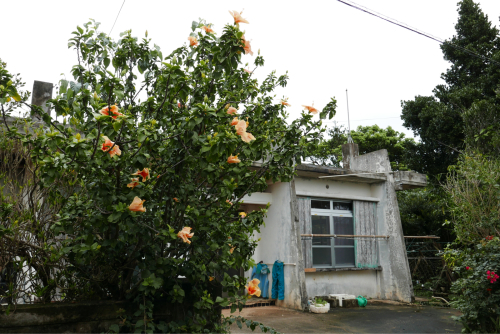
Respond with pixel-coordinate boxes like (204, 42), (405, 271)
(241, 132), (255, 143)
(209, 276), (215, 281)
(188, 36), (198, 47)
(281, 98), (291, 106)
(246, 279), (261, 297)
(242, 36), (253, 56)
(101, 136), (121, 157)
(302, 104), (318, 115)
(202, 25), (215, 34)
(127, 177), (140, 189)
(132, 168), (150, 182)
(234, 119), (255, 143)
(226, 199), (233, 205)
(230, 117), (240, 126)
(99, 104), (123, 119)
(229, 10), (249, 25)
(235, 120), (247, 136)
(173, 197), (179, 203)
(230, 245), (235, 254)
(128, 196), (146, 212)
(227, 106), (238, 115)
(227, 154), (241, 164)
(177, 227), (194, 244)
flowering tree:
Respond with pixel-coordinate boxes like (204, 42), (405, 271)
(1, 12), (335, 332)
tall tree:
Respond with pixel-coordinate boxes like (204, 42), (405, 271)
(401, 0), (500, 177)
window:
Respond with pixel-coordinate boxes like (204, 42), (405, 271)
(311, 199), (355, 268)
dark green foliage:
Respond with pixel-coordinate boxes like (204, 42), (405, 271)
(444, 153), (500, 332)
(397, 186), (454, 242)
(445, 154), (500, 244)
(445, 240), (500, 333)
(401, 0), (500, 176)
(1, 18), (328, 332)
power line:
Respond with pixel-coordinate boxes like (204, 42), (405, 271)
(325, 116), (400, 123)
(336, 0), (500, 68)
(109, 0), (126, 36)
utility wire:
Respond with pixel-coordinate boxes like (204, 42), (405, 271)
(324, 116), (400, 123)
(336, 0), (500, 68)
(109, 0), (126, 36)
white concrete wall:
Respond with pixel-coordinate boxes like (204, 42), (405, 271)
(294, 178), (376, 200)
(305, 270), (379, 298)
(244, 182), (307, 310)
(351, 150), (414, 302)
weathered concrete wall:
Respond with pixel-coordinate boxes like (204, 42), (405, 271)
(305, 270), (379, 298)
(350, 149), (414, 303)
(250, 148), (415, 306)
(245, 181), (307, 310)
(294, 177), (375, 201)
(31, 81), (53, 118)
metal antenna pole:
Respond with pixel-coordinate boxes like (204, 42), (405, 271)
(346, 89), (353, 143)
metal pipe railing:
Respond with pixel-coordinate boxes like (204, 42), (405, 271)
(404, 236), (440, 239)
(301, 234), (390, 239)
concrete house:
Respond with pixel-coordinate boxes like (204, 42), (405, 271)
(239, 143), (426, 310)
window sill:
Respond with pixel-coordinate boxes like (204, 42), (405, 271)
(305, 266), (382, 273)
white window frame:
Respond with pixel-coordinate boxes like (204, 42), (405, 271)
(311, 198), (355, 269)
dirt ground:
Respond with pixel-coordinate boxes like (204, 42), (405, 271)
(222, 302), (462, 333)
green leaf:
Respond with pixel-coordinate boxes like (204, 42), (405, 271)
(104, 58), (110, 68)
(109, 324), (120, 333)
(113, 121), (122, 132)
(10, 91), (21, 102)
(191, 21), (198, 32)
(59, 80), (68, 94)
(115, 90), (124, 100)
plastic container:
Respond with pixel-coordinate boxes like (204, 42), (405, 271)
(356, 295), (367, 307)
(310, 302), (330, 313)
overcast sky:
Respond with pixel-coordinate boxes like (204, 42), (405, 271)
(2, 0), (500, 139)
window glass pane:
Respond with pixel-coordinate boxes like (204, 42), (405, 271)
(335, 248), (355, 266)
(332, 202), (352, 211)
(311, 200), (330, 210)
(312, 216), (330, 245)
(334, 216), (354, 246)
(313, 248), (332, 266)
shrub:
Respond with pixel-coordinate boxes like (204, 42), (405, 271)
(445, 154), (500, 332)
(445, 239), (500, 333)
(1, 14), (335, 332)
